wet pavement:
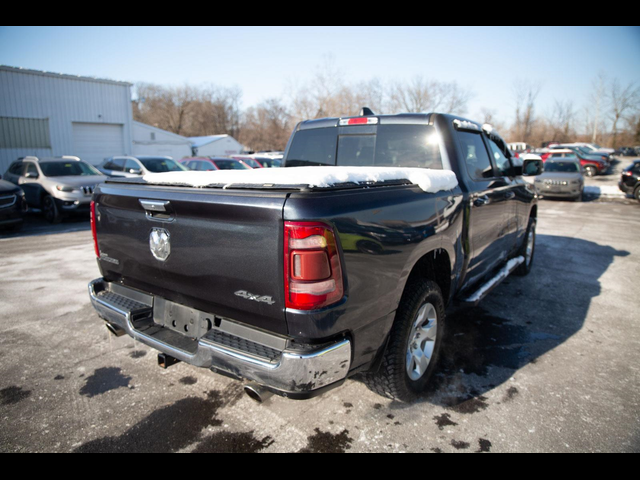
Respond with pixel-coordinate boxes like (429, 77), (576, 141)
(0, 198), (639, 452)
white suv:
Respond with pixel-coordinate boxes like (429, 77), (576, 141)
(3, 156), (106, 223)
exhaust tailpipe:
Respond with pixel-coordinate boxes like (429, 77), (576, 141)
(244, 383), (274, 404)
(106, 323), (125, 337)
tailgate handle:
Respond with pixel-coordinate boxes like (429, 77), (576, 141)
(139, 199), (174, 221)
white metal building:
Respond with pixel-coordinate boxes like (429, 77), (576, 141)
(190, 134), (244, 157)
(133, 121), (192, 160)
(0, 65), (134, 172)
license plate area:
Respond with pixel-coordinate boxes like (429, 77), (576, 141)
(153, 297), (214, 339)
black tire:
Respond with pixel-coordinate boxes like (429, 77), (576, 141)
(584, 165), (597, 177)
(43, 195), (61, 224)
(514, 217), (536, 276)
(574, 191), (583, 202)
(362, 279), (445, 402)
(634, 185), (640, 203)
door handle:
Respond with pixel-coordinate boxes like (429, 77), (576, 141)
(473, 195), (490, 207)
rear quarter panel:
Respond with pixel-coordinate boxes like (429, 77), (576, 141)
(284, 184), (464, 369)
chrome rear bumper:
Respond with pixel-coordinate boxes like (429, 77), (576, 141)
(88, 279), (351, 398)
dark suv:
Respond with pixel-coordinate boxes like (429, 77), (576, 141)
(619, 161), (640, 202)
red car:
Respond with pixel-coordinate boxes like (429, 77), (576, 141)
(231, 156), (268, 169)
(543, 149), (607, 177)
(180, 157), (251, 171)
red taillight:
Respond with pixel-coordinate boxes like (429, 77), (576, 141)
(90, 201), (99, 258)
(284, 222), (344, 310)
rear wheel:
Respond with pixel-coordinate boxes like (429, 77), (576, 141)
(362, 279), (445, 402)
(43, 195), (61, 224)
(514, 217), (536, 276)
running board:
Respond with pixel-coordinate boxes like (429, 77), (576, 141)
(460, 256), (525, 307)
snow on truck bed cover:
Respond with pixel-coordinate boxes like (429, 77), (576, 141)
(141, 167), (459, 194)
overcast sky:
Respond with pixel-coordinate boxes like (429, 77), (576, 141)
(1, 26), (639, 125)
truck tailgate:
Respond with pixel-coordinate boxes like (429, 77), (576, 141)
(94, 183), (289, 335)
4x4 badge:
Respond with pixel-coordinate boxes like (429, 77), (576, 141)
(150, 228), (171, 261)
(234, 290), (275, 305)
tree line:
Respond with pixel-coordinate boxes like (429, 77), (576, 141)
(132, 68), (639, 152)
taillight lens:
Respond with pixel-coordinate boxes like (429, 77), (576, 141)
(90, 201), (100, 258)
(284, 222), (344, 310)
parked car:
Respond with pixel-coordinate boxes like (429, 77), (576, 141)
(254, 157), (282, 168)
(88, 111), (543, 403)
(534, 158), (584, 201)
(619, 160), (640, 202)
(180, 157), (251, 171)
(231, 156), (264, 169)
(555, 144), (611, 165)
(613, 147), (638, 157)
(3, 156), (106, 223)
(98, 156), (188, 177)
(0, 179), (28, 231)
(571, 142), (615, 155)
(546, 148), (607, 177)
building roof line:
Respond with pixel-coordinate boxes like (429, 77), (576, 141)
(0, 65), (133, 87)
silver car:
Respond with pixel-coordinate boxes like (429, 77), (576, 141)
(3, 156), (106, 223)
(534, 157), (585, 201)
(98, 155), (188, 177)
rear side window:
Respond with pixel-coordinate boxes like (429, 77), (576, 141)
(457, 131), (494, 180)
(287, 128), (337, 166)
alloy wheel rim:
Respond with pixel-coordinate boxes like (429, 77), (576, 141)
(406, 302), (438, 381)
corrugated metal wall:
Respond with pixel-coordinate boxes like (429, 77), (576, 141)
(0, 67), (133, 172)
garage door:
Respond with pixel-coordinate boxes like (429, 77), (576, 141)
(72, 122), (125, 165)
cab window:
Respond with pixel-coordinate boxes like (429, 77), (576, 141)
(487, 138), (513, 176)
(457, 131), (494, 180)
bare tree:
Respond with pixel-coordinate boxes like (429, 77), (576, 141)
(549, 99), (575, 142)
(512, 79), (542, 143)
(134, 83), (197, 135)
(389, 76), (471, 115)
(589, 72), (607, 143)
(190, 85), (242, 138)
(239, 98), (292, 152)
(609, 79), (640, 147)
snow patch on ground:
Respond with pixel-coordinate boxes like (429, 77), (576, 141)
(142, 166), (459, 194)
(584, 186), (626, 197)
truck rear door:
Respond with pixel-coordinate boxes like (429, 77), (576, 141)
(93, 182), (289, 335)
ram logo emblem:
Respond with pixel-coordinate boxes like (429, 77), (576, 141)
(149, 228), (171, 262)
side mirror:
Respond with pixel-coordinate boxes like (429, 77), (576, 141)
(129, 169), (142, 175)
(25, 172), (39, 179)
(517, 159), (543, 176)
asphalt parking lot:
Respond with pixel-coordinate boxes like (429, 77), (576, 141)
(0, 191), (638, 452)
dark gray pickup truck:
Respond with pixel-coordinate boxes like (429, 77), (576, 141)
(88, 112), (542, 402)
